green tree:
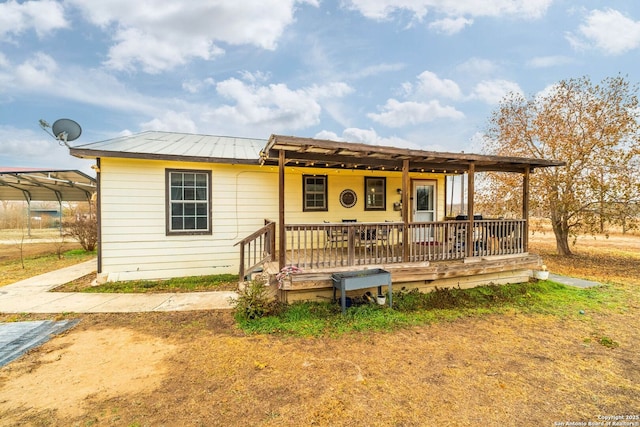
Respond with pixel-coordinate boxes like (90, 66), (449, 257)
(484, 75), (640, 255)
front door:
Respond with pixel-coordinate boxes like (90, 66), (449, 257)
(413, 180), (436, 242)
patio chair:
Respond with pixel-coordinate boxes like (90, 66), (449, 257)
(325, 221), (349, 248)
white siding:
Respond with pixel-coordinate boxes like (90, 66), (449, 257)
(99, 158), (278, 280)
(98, 159), (447, 281)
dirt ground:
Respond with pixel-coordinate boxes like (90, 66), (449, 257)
(0, 233), (639, 426)
(0, 241), (83, 263)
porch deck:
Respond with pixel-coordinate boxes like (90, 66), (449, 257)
(238, 219), (538, 301)
(270, 253), (541, 294)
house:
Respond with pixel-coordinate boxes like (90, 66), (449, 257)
(70, 131), (563, 302)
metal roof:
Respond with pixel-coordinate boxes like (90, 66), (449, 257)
(69, 130), (564, 174)
(262, 135), (565, 173)
(71, 131), (266, 164)
(0, 168), (96, 202)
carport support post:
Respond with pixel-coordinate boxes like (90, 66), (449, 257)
(27, 199), (31, 237)
(22, 190), (32, 237)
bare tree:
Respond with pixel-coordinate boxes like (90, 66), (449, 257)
(485, 75), (640, 255)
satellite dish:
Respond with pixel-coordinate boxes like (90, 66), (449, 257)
(52, 118), (82, 143)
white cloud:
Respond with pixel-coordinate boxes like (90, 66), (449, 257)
(66, 0), (318, 73)
(0, 126), (92, 172)
(316, 128), (418, 149)
(0, 0), (67, 40)
(0, 52), (10, 68)
(368, 98), (465, 127)
(470, 79), (523, 104)
(350, 63), (406, 79)
(455, 58), (499, 76)
(408, 71), (463, 100)
(567, 8), (640, 55)
(344, 0), (552, 23)
(308, 82), (354, 98)
(201, 77), (352, 133)
(526, 55), (575, 68)
(182, 78), (216, 94)
(428, 17), (473, 34)
(343, 0), (428, 21)
(14, 53), (58, 87)
(140, 111), (198, 133)
(1, 53), (177, 117)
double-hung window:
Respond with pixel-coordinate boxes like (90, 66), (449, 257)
(166, 169), (211, 235)
(303, 175), (327, 212)
(365, 177), (386, 211)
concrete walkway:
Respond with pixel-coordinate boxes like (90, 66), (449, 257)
(547, 273), (602, 289)
(0, 261), (602, 315)
(0, 260), (237, 314)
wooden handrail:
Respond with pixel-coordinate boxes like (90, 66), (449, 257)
(235, 220), (276, 281)
(283, 219), (527, 269)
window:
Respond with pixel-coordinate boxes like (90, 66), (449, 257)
(166, 169), (211, 235)
(303, 175), (327, 211)
(365, 177), (386, 211)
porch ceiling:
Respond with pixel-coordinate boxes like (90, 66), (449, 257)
(262, 135), (564, 174)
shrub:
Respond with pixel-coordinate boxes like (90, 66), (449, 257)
(64, 216), (97, 252)
(233, 280), (281, 321)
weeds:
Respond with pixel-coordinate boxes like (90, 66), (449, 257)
(79, 274), (239, 293)
(237, 280), (622, 337)
(596, 336), (619, 349)
(233, 280), (284, 321)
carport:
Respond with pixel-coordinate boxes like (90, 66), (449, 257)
(0, 168), (96, 235)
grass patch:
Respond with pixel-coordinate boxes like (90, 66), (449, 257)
(0, 249), (95, 287)
(82, 274), (239, 293)
(236, 280), (624, 337)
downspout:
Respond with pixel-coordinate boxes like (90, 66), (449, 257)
(95, 158), (102, 274)
(278, 150), (286, 270)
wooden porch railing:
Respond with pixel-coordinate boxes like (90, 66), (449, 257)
(235, 220), (276, 280)
(283, 219), (526, 270)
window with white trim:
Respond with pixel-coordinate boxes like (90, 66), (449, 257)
(166, 169), (211, 235)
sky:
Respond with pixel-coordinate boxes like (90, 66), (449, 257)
(1, 0), (640, 175)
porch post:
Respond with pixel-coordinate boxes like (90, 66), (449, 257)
(522, 166), (530, 252)
(466, 162), (475, 257)
(278, 150), (286, 269)
(402, 159), (410, 262)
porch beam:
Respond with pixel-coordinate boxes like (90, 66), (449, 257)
(264, 150), (486, 173)
(466, 162), (475, 257)
(402, 159), (410, 262)
(278, 150), (286, 269)
(522, 166), (530, 252)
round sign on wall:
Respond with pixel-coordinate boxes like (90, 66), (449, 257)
(339, 189), (357, 208)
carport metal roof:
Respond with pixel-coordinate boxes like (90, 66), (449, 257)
(0, 168), (96, 202)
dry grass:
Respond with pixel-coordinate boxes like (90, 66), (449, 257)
(0, 229), (638, 426)
(529, 229), (640, 286)
(0, 242), (92, 286)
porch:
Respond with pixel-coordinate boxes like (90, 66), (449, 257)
(236, 218), (540, 301)
(236, 134), (561, 301)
